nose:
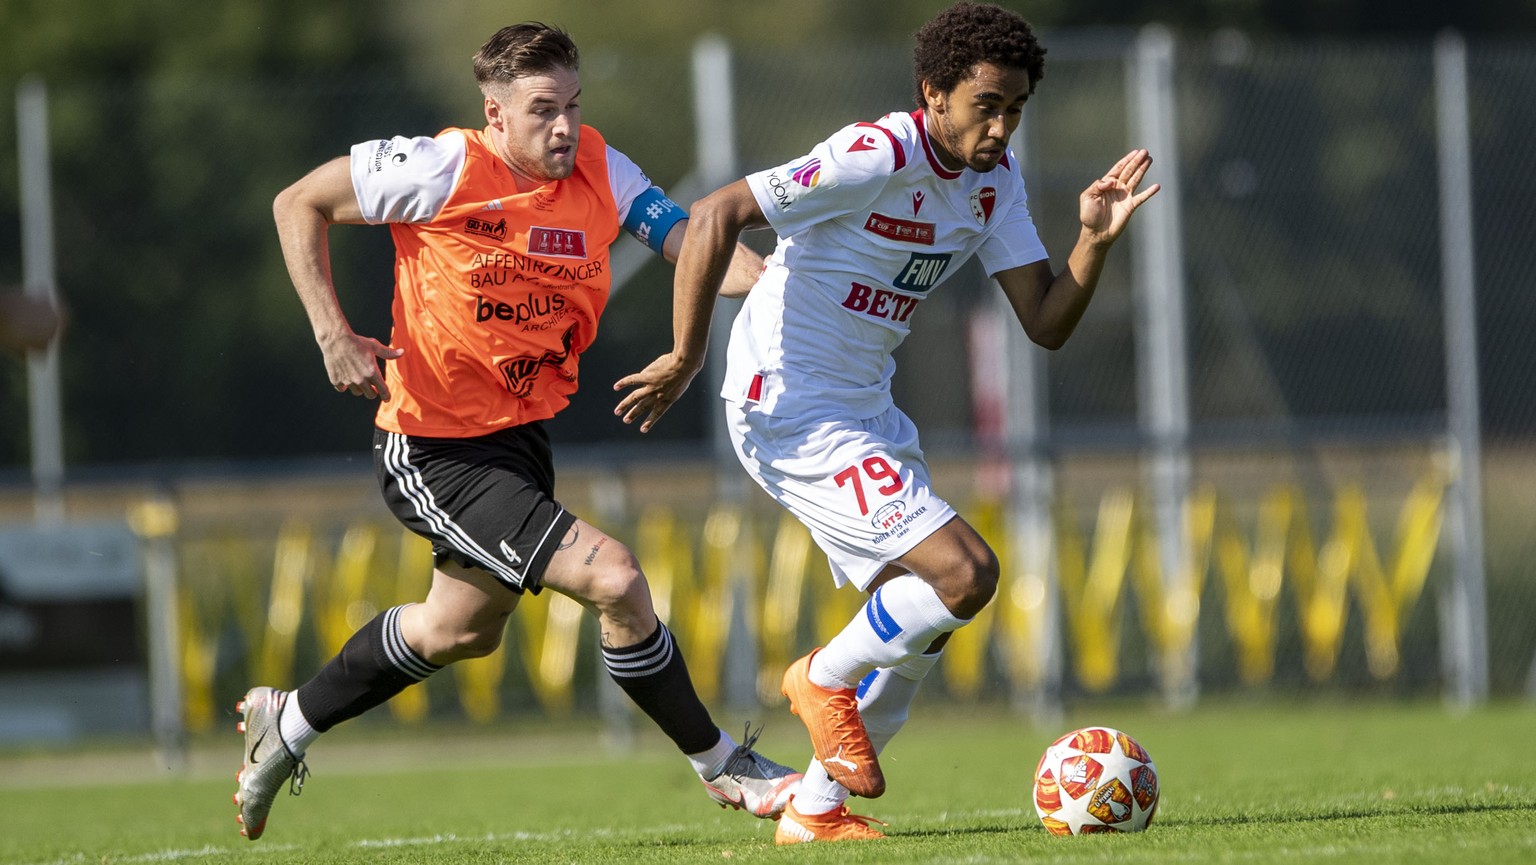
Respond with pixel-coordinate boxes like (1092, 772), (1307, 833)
(553, 110), (575, 138)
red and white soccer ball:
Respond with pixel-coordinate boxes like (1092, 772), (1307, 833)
(1033, 726), (1159, 835)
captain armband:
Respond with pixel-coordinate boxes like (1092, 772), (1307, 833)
(622, 186), (689, 255)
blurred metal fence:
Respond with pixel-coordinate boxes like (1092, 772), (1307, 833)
(4, 30), (1536, 746)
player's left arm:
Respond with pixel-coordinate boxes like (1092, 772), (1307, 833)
(996, 149), (1159, 350)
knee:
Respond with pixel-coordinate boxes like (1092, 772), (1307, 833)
(420, 611), (507, 663)
(448, 624), (505, 660)
(944, 549), (998, 620)
(583, 550), (651, 620)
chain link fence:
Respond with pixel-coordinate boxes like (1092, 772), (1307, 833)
(2, 32), (1535, 739)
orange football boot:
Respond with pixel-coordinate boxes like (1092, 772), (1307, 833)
(780, 650), (885, 797)
(774, 798), (888, 844)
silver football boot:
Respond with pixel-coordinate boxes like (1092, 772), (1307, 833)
(700, 724), (803, 819)
(233, 686), (309, 840)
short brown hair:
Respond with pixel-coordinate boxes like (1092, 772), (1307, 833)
(912, 2), (1046, 107)
(473, 23), (580, 93)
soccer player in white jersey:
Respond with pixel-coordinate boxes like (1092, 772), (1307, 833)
(616, 1), (1159, 843)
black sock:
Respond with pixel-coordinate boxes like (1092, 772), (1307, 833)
(294, 604), (441, 732)
(602, 621), (720, 755)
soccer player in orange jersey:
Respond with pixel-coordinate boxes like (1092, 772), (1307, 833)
(238, 22), (798, 841)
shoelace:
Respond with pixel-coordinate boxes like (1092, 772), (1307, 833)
(831, 805), (888, 830)
(287, 758), (310, 797)
(724, 723), (767, 775)
(824, 689), (866, 740)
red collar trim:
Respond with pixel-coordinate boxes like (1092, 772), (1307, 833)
(912, 109), (963, 180)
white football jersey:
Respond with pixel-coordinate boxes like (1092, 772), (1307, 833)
(725, 109), (1049, 420)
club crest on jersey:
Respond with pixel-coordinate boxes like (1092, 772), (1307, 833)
(528, 226), (587, 259)
(465, 216), (508, 241)
(892, 252), (951, 292)
(969, 187), (997, 225)
(790, 158), (822, 188)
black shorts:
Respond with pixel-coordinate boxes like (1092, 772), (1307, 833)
(373, 424), (577, 594)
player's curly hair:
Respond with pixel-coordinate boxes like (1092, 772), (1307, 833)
(911, 2), (1046, 107)
(474, 23), (580, 93)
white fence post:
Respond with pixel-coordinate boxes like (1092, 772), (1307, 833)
(17, 77), (65, 524)
(1432, 30), (1490, 708)
(1131, 26), (1196, 707)
(692, 35), (761, 710)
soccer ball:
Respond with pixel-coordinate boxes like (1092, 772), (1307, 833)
(1033, 726), (1159, 835)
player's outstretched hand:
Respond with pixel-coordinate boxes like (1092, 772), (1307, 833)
(613, 353), (700, 434)
(320, 330), (402, 401)
(1080, 149), (1160, 246)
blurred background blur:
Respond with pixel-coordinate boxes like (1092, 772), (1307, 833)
(1, 0), (1534, 753)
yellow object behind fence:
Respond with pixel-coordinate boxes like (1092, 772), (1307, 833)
(161, 468), (1447, 726)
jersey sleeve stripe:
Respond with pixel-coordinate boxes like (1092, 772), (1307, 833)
(856, 122), (907, 172)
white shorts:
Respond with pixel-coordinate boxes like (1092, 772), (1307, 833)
(726, 401), (958, 590)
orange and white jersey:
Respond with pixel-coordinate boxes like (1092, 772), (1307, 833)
(348, 125), (681, 437)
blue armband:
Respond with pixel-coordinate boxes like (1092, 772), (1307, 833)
(622, 186), (689, 255)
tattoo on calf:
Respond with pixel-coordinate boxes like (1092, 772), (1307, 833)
(557, 525), (579, 551)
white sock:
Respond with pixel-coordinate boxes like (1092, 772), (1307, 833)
(792, 650), (943, 815)
(791, 760), (848, 815)
(688, 727), (738, 778)
(810, 575), (965, 689)
(278, 691), (320, 756)
(860, 650), (940, 750)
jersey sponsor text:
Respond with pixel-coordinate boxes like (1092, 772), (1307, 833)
(841, 282), (919, 323)
(892, 252), (951, 292)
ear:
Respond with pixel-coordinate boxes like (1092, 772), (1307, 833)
(484, 94), (503, 131)
(921, 79), (947, 114)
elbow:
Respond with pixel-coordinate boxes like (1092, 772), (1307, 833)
(1025, 324), (1070, 351)
(272, 183), (300, 225)
(692, 190), (742, 240)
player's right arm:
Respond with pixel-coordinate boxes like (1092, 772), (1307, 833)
(272, 156), (401, 400)
(612, 179), (768, 432)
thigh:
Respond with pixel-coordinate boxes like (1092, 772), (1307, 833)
(374, 425), (577, 594)
(728, 403), (958, 590)
(416, 559), (522, 630)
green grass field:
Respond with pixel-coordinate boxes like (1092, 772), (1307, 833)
(2, 699), (1534, 864)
